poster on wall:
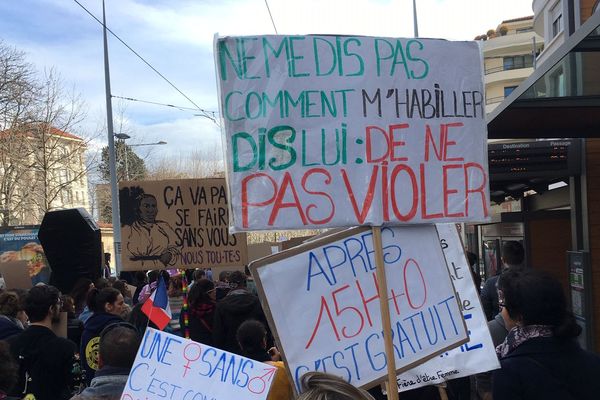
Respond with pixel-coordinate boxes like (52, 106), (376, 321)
(119, 178), (247, 271)
(0, 226), (50, 286)
(215, 35), (489, 231)
(251, 225), (468, 391)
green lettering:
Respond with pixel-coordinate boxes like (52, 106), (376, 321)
(320, 92), (337, 117)
(218, 39), (243, 81)
(313, 37), (336, 76)
(224, 91), (243, 121)
(284, 91), (305, 118)
(262, 37), (289, 78)
(268, 126), (296, 170)
(289, 36), (309, 77)
(406, 40), (429, 79)
(344, 38), (364, 77)
(262, 91), (284, 118)
(240, 37), (259, 79)
(374, 38), (394, 77)
(391, 40), (410, 78)
(304, 90), (319, 117)
(232, 132), (257, 172)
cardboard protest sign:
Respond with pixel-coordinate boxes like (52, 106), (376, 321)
(396, 223), (499, 391)
(216, 35), (489, 231)
(0, 260), (32, 290)
(121, 328), (276, 400)
(251, 225), (468, 391)
(119, 178), (247, 271)
(0, 226), (50, 285)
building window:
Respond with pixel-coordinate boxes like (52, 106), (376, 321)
(504, 86), (518, 97)
(503, 55), (533, 70)
(551, 1), (563, 39)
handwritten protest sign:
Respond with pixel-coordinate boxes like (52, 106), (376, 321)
(396, 223), (499, 391)
(216, 35), (489, 231)
(251, 225), (467, 391)
(119, 178), (247, 271)
(121, 328), (276, 400)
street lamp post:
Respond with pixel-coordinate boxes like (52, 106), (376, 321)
(120, 139), (167, 181)
(102, 0), (123, 275)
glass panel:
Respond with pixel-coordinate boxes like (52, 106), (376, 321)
(518, 23), (600, 101)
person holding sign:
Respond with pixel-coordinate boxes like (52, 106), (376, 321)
(237, 320), (293, 400)
(121, 187), (181, 269)
(493, 269), (600, 400)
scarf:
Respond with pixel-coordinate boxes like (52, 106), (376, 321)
(189, 301), (216, 332)
(496, 324), (554, 358)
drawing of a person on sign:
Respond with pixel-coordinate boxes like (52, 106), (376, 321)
(121, 186), (181, 269)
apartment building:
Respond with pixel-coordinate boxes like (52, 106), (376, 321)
(483, 16), (544, 114)
(0, 124), (90, 225)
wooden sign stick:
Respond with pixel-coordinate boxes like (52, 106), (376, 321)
(372, 226), (400, 400)
(437, 386), (449, 400)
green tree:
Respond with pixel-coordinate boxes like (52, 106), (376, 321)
(99, 140), (147, 182)
(97, 141), (147, 223)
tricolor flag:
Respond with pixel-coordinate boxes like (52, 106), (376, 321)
(141, 276), (171, 330)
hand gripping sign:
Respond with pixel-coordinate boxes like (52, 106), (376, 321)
(215, 35), (490, 231)
(121, 328), (276, 400)
(250, 225), (468, 393)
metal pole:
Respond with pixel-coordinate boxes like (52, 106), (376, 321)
(124, 144), (129, 181)
(103, 0), (122, 275)
(413, 0), (419, 37)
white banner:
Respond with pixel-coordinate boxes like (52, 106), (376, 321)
(252, 225), (468, 391)
(121, 328), (275, 400)
(396, 223), (500, 391)
(215, 35), (489, 231)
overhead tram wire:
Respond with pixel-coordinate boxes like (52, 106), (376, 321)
(112, 95), (218, 122)
(72, 0), (216, 124)
(264, 0), (279, 34)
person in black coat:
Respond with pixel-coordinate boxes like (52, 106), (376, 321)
(182, 278), (216, 345)
(80, 287), (125, 386)
(212, 271), (271, 355)
(7, 285), (77, 400)
(493, 268), (600, 400)
(480, 241), (524, 321)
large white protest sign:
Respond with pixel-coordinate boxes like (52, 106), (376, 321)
(215, 35), (489, 231)
(121, 328), (276, 400)
(396, 223), (500, 391)
(251, 225), (468, 391)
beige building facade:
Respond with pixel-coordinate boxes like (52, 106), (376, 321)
(483, 16), (545, 114)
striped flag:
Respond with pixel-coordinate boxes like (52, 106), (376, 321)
(141, 276), (172, 330)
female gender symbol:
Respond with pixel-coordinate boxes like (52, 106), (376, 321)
(182, 343), (202, 378)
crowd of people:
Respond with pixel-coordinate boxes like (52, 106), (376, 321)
(1, 245), (599, 400)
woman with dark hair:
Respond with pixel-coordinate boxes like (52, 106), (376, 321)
(70, 278), (94, 318)
(80, 287), (124, 385)
(121, 188), (181, 270)
(183, 279), (216, 345)
(236, 320), (292, 400)
(0, 291), (26, 340)
(493, 268), (600, 399)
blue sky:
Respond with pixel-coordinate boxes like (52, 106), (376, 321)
(0, 0), (534, 165)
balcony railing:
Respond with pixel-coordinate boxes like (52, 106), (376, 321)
(486, 96), (505, 105)
(485, 61), (534, 75)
